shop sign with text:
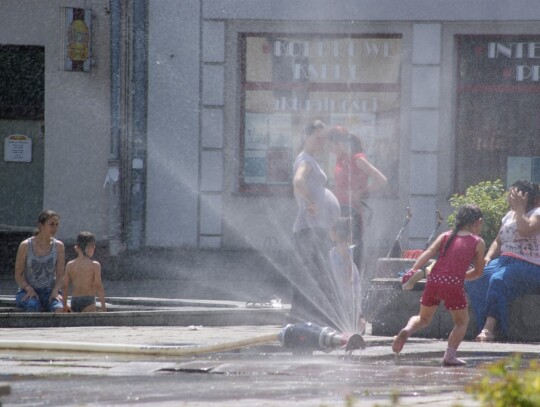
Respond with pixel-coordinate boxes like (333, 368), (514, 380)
(241, 34), (402, 194)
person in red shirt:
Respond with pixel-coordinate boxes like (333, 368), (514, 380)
(327, 126), (387, 270)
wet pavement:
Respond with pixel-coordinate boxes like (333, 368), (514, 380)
(0, 280), (539, 406)
(1, 322), (540, 405)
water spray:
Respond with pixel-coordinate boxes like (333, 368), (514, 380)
(278, 322), (365, 352)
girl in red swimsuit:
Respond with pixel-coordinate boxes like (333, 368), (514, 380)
(392, 205), (486, 366)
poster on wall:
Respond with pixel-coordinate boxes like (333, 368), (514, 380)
(62, 7), (92, 72)
(245, 113), (268, 149)
(244, 113), (293, 185)
(4, 135), (32, 162)
(266, 150), (291, 184)
(268, 113), (292, 148)
(243, 150), (267, 184)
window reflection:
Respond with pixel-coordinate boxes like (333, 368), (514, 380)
(240, 34), (402, 195)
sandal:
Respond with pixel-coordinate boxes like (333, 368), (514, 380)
(475, 329), (495, 342)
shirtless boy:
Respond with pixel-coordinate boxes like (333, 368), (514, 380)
(63, 231), (107, 312)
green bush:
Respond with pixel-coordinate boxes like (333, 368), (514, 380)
(447, 179), (508, 246)
(467, 354), (540, 407)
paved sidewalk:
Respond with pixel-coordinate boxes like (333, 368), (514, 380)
(1, 323), (539, 406)
(1, 277), (539, 406)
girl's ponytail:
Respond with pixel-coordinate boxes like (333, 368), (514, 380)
(441, 204), (482, 257)
(442, 223), (460, 258)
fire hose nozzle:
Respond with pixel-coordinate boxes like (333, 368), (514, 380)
(278, 322), (365, 352)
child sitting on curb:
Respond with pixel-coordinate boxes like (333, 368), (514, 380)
(63, 231), (107, 313)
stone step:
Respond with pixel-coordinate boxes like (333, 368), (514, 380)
(366, 270), (540, 342)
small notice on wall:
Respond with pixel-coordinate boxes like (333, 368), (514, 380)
(4, 135), (32, 162)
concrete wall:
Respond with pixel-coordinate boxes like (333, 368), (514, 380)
(146, 0), (200, 247)
(193, 7), (432, 254)
(0, 0), (111, 243)
(5, 0), (540, 255)
(144, 0), (540, 254)
(175, 0), (540, 254)
(203, 0), (540, 22)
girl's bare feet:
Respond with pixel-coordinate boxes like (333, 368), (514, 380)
(443, 347), (466, 366)
(443, 355), (467, 366)
(392, 329), (410, 353)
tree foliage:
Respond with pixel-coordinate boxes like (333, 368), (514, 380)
(467, 354), (540, 407)
(447, 179), (508, 246)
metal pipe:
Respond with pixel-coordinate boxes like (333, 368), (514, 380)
(127, 0), (148, 251)
(108, 0), (123, 257)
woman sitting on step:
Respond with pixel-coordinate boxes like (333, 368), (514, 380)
(466, 180), (540, 341)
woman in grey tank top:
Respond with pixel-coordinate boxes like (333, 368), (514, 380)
(14, 210), (66, 312)
(289, 120), (340, 329)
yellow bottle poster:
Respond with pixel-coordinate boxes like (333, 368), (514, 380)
(63, 8), (91, 72)
(68, 19), (89, 62)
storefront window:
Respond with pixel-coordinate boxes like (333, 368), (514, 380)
(456, 35), (540, 192)
(239, 34), (402, 195)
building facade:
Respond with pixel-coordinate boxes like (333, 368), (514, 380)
(0, 1), (112, 245)
(1, 0), (540, 277)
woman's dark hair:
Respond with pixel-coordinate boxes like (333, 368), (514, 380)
(442, 204), (483, 257)
(77, 231), (96, 257)
(298, 119), (326, 153)
(511, 180), (540, 212)
(37, 209), (59, 225)
(326, 125), (363, 154)
(304, 119), (326, 137)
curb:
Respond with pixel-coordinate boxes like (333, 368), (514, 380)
(0, 295), (289, 328)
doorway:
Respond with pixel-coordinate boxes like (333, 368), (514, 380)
(0, 45), (45, 276)
(0, 45), (44, 226)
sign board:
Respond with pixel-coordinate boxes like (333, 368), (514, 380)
(4, 135), (32, 162)
(62, 7), (92, 72)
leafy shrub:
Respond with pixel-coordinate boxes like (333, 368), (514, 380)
(467, 354), (540, 407)
(447, 179), (508, 246)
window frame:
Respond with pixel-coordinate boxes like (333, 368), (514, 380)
(238, 32), (402, 195)
(454, 34), (540, 192)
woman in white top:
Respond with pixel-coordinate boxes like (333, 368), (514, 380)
(466, 180), (540, 341)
